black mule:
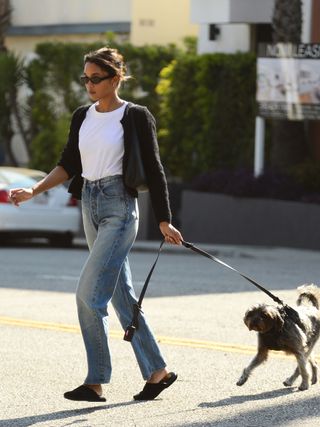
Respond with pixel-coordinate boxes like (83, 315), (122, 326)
(64, 385), (106, 402)
(133, 372), (178, 400)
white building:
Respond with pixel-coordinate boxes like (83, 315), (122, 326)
(190, 0), (313, 54)
(7, 0), (131, 55)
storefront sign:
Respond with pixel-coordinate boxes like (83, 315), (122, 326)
(257, 43), (320, 120)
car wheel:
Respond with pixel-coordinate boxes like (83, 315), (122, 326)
(49, 233), (73, 248)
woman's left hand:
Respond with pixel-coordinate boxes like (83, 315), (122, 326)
(159, 222), (183, 245)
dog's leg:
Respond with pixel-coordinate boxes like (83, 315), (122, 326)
(305, 341), (318, 385)
(309, 354), (318, 385)
(295, 353), (310, 391)
(283, 356), (317, 388)
(283, 366), (300, 387)
(237, 348), (268, 386)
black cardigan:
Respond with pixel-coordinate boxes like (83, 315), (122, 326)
(57, 102), (172, 224)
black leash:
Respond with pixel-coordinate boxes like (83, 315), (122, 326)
(123, 239), (304, 342)
(182, 241), (305, 332)
(181, 241), (305, 332)
(123, 240), (165, 341)
(181, 241), (284, 305)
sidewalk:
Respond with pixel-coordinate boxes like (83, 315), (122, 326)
(74, 236), (320, 260)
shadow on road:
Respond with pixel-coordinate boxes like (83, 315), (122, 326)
(0, 401), (138, 427)
(199, 387), (295, 408)
(189, 393), (319, 427)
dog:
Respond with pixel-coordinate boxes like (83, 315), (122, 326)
(237, 284), (320, 391)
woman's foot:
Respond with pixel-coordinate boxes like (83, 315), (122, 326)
(134, 371), (178, 400)
(85, 384), (103, 396)
(64, 384), (106, 402)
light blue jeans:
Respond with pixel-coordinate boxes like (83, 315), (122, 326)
(77, 175), (166, 384)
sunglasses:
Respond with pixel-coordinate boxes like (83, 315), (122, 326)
(80, 75), (113, 85)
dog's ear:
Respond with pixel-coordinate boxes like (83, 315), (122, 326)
(243, 308), (254, 329)
(244, 314), (251, 330)
(243, 305), (262, 331)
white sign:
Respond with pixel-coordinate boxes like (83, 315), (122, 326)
(257, 44), (320, 120)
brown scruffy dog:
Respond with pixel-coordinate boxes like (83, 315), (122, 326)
(237, 284), (320, 391)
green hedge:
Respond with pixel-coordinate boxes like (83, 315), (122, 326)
(157, 53), (257, 180)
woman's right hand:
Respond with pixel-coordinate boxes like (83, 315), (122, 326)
(9, 188), (34, 207)
(8, 166), (69, 207)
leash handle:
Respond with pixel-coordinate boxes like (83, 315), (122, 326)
(182, 240), (284, 306)
(124, 239), (165, 342)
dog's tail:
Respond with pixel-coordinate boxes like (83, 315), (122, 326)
(297, 284), (320, 309)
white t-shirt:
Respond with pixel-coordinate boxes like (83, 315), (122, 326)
(79, 101), (127, 181)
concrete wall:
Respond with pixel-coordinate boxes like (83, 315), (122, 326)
(191, 0), (313, 54)
(191, 0), (274, 24)
(130, 0), (198, 46)
(10, 0), (131, 26)
(7, 0), (131, 55)
(197, 23), (250, 54)
(182, 191), (320, 250)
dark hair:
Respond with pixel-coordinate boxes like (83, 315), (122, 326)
(84, 47), (130, 82)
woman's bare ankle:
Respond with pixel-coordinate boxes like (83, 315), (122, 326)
(85, 384), (102, 395)
(147, 368), (169, 384)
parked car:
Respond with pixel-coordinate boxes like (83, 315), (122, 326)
(0, 167), (80, 246)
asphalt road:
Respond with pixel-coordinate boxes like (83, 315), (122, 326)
(1, 240), (320, 427)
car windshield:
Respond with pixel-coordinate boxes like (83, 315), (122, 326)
(0, 170), (37, 187)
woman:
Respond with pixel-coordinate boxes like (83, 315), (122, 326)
(9, 47), (183, 402)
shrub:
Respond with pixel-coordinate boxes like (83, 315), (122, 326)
(0, 52), (27, 164)
(29, 112), (71, 172)
(157, 52), (257, 180)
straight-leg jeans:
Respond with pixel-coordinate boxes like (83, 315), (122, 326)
(77, 175), (166, 384)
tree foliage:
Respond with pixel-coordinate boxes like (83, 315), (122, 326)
(0, 51), (27, 165)
(0, 0), (11, 52)
(272, 0), (303, 43)
(0, 0), (12, 163)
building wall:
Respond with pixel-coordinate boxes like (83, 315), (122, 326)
(6, 0), (131, 55)
(130, 0), (198, 46)
(197, 24), (250, 54)
(10, 0), (131, 26)
(191, 0), (313, 54)
(191, 0), (275, 24)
